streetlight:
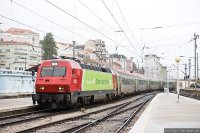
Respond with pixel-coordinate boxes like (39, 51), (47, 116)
(175, 56), (181, 103)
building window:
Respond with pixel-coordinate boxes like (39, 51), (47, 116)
(6, 67), (10, 70)
(15, 67), (18, 70)
(19, 67), (23, 70)
(6, 49), (10, 52)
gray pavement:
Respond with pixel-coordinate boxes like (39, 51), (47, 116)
(0, 97), (34, 113)
(129, 93), (200, 133)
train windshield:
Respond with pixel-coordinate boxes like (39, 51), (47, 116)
(41, 67), (66, 77)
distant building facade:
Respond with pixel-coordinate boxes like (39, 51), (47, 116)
(144, 54), (167, 80)
(84, 39), (108, 61)
(0, 28), (41, 70)
(56, 42), (87, 60)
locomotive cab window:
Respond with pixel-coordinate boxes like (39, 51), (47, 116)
(41, 67), (53, 77)
(41, 67), (66, 77)
(53, 67), (66, 77)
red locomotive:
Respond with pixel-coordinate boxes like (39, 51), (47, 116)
(32, 59), (116, 108)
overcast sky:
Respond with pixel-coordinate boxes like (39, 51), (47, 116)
(1, 0), (200, 78)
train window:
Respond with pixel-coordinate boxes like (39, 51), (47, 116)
(139, 80), (145, 84)
(41, 67), (66, 77)
(41, 67), (53, 77)
(53, 67), (66, 77)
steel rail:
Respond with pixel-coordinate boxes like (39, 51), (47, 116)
(16, 93), (155, 133)
(115, 98), (151, 133)
(64, 94), (155, 133)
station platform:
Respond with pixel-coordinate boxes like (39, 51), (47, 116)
(0, 97), (36, 117)
(129, 93), (200, 133)
(0, 93), (32, 99)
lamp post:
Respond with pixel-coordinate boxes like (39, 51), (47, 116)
(175, 56), (181, 102)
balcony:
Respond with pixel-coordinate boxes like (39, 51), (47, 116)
(30, 54), (37, 58)
(0, 61), (6, 65)
(14, 51), (28, 55)
(0, 52), (6, 56)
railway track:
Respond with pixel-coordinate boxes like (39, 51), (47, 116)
(0, 95), (129, 127)
(13, 92), (155, 133)
(0, 91), (156, 128)
(0, 109), (65, 127)
(65, 95), (152, 133)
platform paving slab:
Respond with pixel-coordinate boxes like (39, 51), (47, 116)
(0, 97), (36, 117)
(129, 93), (200, 133)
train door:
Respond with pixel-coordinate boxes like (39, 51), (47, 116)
(133, 78), (136, 93)
(117, 76), (122, 95)
(112, 74), (117, 92)
(135, 79), (138, 92)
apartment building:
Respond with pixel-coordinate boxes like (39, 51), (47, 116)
(144, 54), (167, 80)
(0, 28), (41, 70)
(84, 39), (109, 61)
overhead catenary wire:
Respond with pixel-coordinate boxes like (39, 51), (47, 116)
(11, 0), (86, 40)
(43, 0), (138, 54)
(0, 14), (71, 43)
(144, 33), (194, 44)
(155, 39), (194, 58)
(114, 0), (139, 46)
(78, 0), (115, 31)
(159, 21), (200, 29)
(44, 0), (117, 46)
(101, 0), (142, 59)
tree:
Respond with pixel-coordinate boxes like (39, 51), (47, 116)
(40, 33), (57, 60)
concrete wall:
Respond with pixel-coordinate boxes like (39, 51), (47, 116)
(0, 70), (35, 93)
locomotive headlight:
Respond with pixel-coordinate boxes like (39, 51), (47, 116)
(40, 87), (45, 90)
(58, 87), (64, 90)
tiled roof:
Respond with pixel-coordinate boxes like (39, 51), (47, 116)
(5, 28), (36, 35)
